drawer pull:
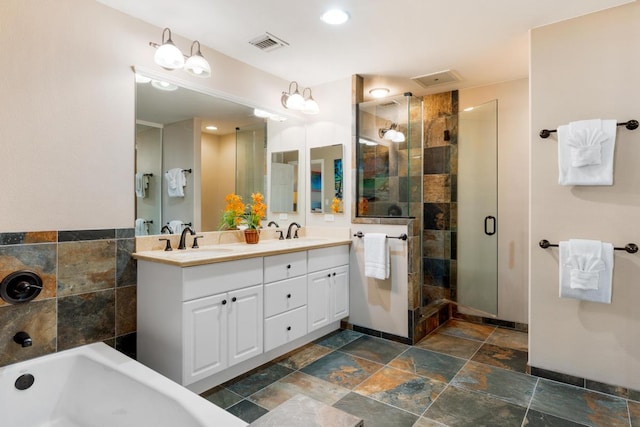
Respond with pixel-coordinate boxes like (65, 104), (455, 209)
(287, 326), (291, 331)
(287, 293), (292, 299)
(221, 300), (227, 305)
(231, 297), (237, 302)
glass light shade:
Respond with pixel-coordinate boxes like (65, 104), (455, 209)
(135, 74), (152, 84)
(392, 132), (406, 143)
(184, 54), (211, 77)
(285, 92), (305, 110)
(302, 98), (320, 115)
(154, 42), (185, 70)
(383, 129), (397, 141)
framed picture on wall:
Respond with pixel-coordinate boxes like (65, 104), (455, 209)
(311, 171), (322, 192)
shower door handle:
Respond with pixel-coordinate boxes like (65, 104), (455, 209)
(484, 216), (496, 236)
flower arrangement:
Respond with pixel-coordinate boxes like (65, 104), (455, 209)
(219, 192), (266, 230)
(220, 193), (245, 230)
(244, 192), (266, 229)
(331, 197), (342, 213)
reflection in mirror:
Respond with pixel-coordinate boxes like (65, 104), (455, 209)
(309, 144), (344, 213)
(135, 72), (268, 235)
(135, 122), (162, 235)
(270, 151), (299, 212)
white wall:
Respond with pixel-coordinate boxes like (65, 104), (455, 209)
(530, 2), (640, 389)
(1, 0), (293, 232)
(460, 79), (529, 324)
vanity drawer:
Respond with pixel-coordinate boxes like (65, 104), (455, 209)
(264, 306), (308, 352)
(264, 251), (307, 283)
(182, 257), (263, 301)
(308, 245), (349, 273)
(264, 276), (307, 317)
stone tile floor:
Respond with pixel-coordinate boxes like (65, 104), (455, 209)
(202, 320), (639, 427)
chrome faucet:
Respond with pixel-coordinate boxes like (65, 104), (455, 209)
(286, 222), (301, 239)
(13, 331), (32, 347)
(178, 226), (196, 250)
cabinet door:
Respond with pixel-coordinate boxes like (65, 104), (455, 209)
(307, 270), (332, 332)
(331, 265), (349, 321)
(228, 284), (263, 366)
(183, 293), (227, 385)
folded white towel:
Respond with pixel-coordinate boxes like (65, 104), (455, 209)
(135, 218), (148, 236)
(557, 119), (617, 186)
(559, 239), (613, 303)
(135, 173), (149, 198)
(165, 168), (186, 197)
(168, 220), (183, 235)
(364, 233), (389, 280)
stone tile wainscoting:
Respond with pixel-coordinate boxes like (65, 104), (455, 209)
(0, 229), (137, 367)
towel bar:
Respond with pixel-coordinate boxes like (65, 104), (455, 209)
(539, 239), (638, 254)
(539, 120), (638, 139)
(353, 231), (408, 241)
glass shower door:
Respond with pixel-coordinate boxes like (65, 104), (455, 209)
(457, 100), (498, 316)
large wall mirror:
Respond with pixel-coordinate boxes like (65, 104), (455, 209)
(134, 71), (269, 235)
(309, 144), (344, 214)
(270, 151), (299, 213)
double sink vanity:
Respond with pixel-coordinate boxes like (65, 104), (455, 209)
(133, 228), (351, 393)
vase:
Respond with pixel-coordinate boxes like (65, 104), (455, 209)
(244, 229), (260, 244)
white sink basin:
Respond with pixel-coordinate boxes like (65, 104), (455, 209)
(166, 248), (235, 258)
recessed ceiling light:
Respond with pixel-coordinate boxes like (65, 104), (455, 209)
(369, 88), (390, 98)
(205, 125), (218, 131)
(463, 107), (474, 112)
(321, 9), (349, 25)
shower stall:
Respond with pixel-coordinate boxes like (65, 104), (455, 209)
(356, 93), (424, 219)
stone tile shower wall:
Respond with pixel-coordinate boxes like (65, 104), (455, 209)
(0, 229), (136, 366)
(422, 91), (458, 307)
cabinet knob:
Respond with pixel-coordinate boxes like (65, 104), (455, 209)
(222, 300), (227, 305)
(327, 274), (331, 278)
(287, 326), (291, 331)
(231, 297), (237, 302)
(286, 264), (291, 269)
(333, 272), (336, 276)
(287, 293), (291, 299)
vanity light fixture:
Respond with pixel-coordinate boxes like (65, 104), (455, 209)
(321, 9), (350, 25)
(150, 28), (211, 78)
(184, 41), (211, 78)
(302, 88), (319, 115)
(369, 88), (390, 98)
(379, 123), (406, 143)
(281, 82), (320, 114)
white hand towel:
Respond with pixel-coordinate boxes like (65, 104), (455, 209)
(364, 233), (389, 280)
(557, 119), (617, 186)
(165, 168), (186, 197)
(135, 173), (149, 198)
(559, 239), (613, 303)
(135, 218), (148, 236)
(168, 220), (183, 235)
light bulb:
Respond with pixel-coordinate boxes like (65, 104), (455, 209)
(302, 98), (319, 115)
(184, 54), (211, 78)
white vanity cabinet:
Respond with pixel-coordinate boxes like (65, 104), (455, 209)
(307, 246), (350, 332)
(137, 257), (263, 387)
(137, 241), (351, 393)
(263, 251), (308, 352)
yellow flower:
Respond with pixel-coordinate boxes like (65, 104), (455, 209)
(331, 197), (342, 213)
(219, 193), (245, 230)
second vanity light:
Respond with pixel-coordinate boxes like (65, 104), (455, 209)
(281, 82), (320, 115)
(150, 28), (211, 78)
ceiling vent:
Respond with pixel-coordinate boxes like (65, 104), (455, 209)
(249, 32), (289, 52)
(411, 70), (461, 88)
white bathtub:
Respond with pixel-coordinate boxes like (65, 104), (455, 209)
(0, 343), (247, 427)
